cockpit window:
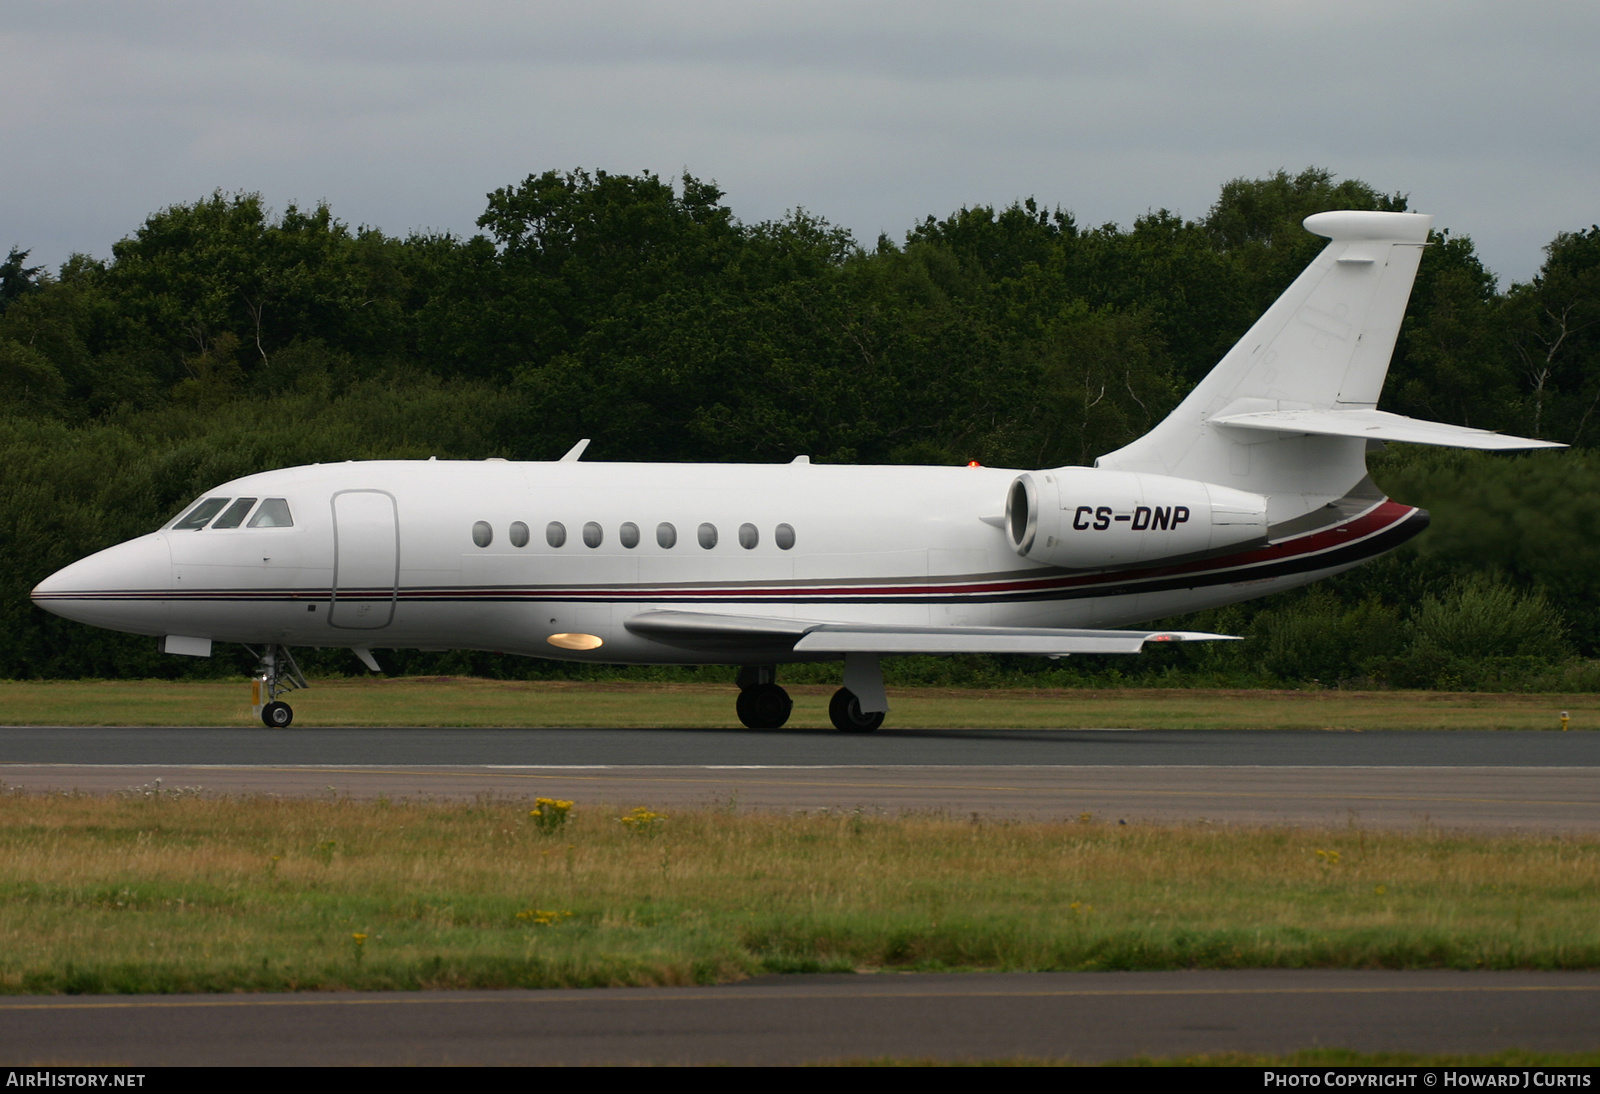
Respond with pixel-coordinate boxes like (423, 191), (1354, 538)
(247, 498), (294, 528)
(173, 498), (230, 531)
(210, 498), (258, 530)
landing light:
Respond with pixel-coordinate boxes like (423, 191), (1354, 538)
(547, 633), (604, 651)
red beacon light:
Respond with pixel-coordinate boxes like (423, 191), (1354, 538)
(967, 460), (982, 468)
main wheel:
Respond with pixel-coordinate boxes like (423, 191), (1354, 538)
(828, 687), (884, 733)
(261, 701), (294, 728)
(736, 683), (793, 730)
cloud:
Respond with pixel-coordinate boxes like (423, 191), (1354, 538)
(2, 1), (1595, 283)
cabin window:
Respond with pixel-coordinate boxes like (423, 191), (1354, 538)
(738, 523), (759, 549)
(211, 498), (258, 530)
(173, 498), (230, 531)
(698, 522), (718, 549)
(656, 522), (677, 548)
(619, 522), (640, 549)
(472, 521), (493, 548)
(546, 521), (567, 548)
(583, 521), (603, 548)
(509, 521), (530, 548)
(775, 523), (796, 550)
(247, 498), (294, 528)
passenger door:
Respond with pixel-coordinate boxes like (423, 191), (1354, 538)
(330, 490), (398, 629)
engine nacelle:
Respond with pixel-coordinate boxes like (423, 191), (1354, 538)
(1004, 467), (1268, 569)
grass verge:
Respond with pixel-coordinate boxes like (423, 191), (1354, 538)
(2, 792), (1597, 994)
(0, 677), (1595, 729)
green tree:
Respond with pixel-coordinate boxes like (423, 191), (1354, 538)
(1023, 301), (1178, 466)
(0, 246), (45, 313)
(475, 170), (743, 381)
(1374, 448), (1600, 652)
(1503, 226), (1600, 442)
(0, 339), (66, 415)
(1386, 232), (1522, 432)
(902, 198), (1074, 285)
(103, 193), (403, 386)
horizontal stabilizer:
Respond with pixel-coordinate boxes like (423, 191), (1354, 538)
(625, 610), (1236, 656)
(1211, 408), (1564, 451)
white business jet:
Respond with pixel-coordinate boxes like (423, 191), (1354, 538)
(32, 211), (1560, 731)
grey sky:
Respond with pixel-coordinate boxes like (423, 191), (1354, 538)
(4, 1), (1594, 285)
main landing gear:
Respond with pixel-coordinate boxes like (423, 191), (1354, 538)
(246, 644), (307, 728)
(831, 652), (888, 733)
(828, 687), (885, 734)
(735, 664), (793, 729)
(734, 655), (890, 733)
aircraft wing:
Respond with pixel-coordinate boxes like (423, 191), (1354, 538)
(623, 610), (1236, 656)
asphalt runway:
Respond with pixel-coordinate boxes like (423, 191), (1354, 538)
(7, 724), (1600, 766)
(5, 971), (1599, 1066)
(3, 725), (1597, 830)
(6, 726), (1598, 1065)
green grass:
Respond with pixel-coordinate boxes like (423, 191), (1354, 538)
(0, 676), (1595, 729)
(2, 792), (1597, 994)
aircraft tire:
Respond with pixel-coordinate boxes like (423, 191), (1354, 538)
(829, 688), (884, 734)
(736, 683), (793, 730)
(261, 701), (294, 729)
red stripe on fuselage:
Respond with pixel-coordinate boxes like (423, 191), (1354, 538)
(35, 500), (1417, 605)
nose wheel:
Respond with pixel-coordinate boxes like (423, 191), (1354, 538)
(246, 644), (307, 728)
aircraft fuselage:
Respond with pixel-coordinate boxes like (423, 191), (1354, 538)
(33, 457), (1425, 665)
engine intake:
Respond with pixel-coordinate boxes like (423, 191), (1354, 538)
(1004, 467), (1268, 569)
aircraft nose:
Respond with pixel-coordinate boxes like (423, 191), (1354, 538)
(31, 534), (173, 630)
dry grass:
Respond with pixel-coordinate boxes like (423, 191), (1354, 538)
(1, 677), (1595, 729)
(2, 791), (1597, 994)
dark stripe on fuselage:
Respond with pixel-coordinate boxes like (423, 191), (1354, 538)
(34, 502), (1428, 610)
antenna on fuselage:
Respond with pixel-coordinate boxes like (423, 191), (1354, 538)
(559, 439), (591, 462)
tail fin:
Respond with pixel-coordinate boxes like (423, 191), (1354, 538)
(1096, 210), (1434, 521)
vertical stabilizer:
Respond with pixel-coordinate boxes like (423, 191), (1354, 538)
(1095, 210), (1433, 522)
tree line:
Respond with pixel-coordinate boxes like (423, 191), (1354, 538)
(1, 167), (1596, 687)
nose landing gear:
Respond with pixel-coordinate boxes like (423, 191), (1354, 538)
(246, 644), (308, 728)
(735, 664), (793, 730)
